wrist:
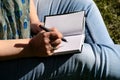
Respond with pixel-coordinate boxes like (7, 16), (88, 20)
(18, 39), (36, 58)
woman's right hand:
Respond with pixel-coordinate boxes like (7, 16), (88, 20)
(28, 28), (62, 57)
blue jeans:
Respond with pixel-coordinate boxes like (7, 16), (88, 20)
(0, 0), (120, 80)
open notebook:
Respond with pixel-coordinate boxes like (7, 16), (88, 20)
(44, 11), (85, 55)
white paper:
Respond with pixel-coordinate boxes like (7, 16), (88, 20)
(45, 11), (85, 36)
(54, 35), (85, 55)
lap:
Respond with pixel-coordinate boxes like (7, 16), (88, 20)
(0, 44), (95, 80)
(0, 44), (120, 80)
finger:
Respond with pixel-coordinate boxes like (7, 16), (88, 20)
(50, 28), (63, 38)
(31, 22), (44, 33)
(49, 32), (62, 42)
(50, 39), (61, 47)
(40, 30), (46, 34)
(40, 22), (45, 26)
(40, 31), (50, 40)
(41, 28), (63, 41)
(45, 44), (54, 55)
(38, 31), (50, 45)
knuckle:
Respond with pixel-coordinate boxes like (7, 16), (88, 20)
(57, 39), (62, 43)
(46, 51), (52, 56)
(42, 32), (47, 37)
(51, 27), (56, 31)
(59, 33), (63, 38)
(45, 45), (49, 50)
(56, 39), (62, 45)
(43, 38), (50, 44)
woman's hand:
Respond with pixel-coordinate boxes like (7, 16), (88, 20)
(29, 28), (62, 57)
(30, 21), (44, 35)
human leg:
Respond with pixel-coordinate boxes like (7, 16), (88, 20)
(0, 45), (120, 80)
(34, 0), (114, 45)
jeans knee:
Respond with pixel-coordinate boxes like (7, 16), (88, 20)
(68, 0), (95, 15)
(75, 0), (94, 7)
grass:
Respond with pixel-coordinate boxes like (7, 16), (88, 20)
(94, 0), (120, 44)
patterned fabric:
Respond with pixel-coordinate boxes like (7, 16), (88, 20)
(0, 0), (30, 39)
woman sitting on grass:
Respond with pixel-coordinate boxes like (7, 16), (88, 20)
(0, 0), (120, 80)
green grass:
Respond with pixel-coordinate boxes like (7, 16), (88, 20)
(94, 0), (120, 44)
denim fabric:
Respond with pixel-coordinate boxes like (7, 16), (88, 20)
(0, 0), (120, 80)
